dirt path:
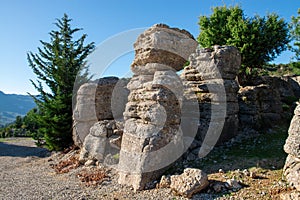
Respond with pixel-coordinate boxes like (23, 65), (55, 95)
(0, 137), (294, 200)
(0, 138), (192, 200)
(0, 138), (88, 200)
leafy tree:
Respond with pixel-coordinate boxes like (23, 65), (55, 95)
(27, 14), (95, 150)
(289, 8), (300, 61)
(197, 5), (290, 84)
(22, 108), (41, 141)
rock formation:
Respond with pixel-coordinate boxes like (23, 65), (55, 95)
(181, 45), (241, 158)
(78, 120), (124, 165)
(283, 102), (300, 192)
(73, 77), (129, 147)
(238, 84), (282, 130)
(169, 168), (209, 198)
(71, 22), (300, 197)
(117, 24), (198, 191)
(238, 76), (300, 131)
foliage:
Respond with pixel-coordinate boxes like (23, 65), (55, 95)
(27, 14), (95, 150)
(263, 62), (300, 76)
(15, 116), (23, 129)
(197, 5), (290, 84)
(0, 108), (40, 138)
(289, 8), (300, 61)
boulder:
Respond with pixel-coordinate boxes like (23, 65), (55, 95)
(79, 120), (123, 165)
(170, 168), (209, 198)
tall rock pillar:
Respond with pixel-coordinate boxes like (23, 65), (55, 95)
(118, 24), (198, 191)
(181, 46), (241, 157)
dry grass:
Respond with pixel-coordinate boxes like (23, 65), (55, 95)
(52, 154), (80, 174)
(77, 168), (109, 186)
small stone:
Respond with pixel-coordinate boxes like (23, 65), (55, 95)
(158, 175), (171, 188)
(218, 169), (224, 174)
(280, 191), (300, 200)
(250, 171), (257, 179)
(225, 179), (242, 189)
(243, 169), (250, 176)
(84, 159), (95, 166)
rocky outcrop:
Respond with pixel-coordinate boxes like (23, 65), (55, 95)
(117, 24), (198, 191)
(238, 84), (282, 130)
(70, 21), (300, 196)
(72, 77), (129, 147)
(283, 102), (300, 192)
(181, 45), (241, 158)
(238, 76), (300, 131)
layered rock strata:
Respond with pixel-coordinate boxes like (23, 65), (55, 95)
(73, 77), (128, 147)
(238, 76), (300, 131)
(181, 45), (241, 157)
(283, 103), (300, 192)
(117, 24), (198, 191)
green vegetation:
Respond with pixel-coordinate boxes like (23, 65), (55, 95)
(263, 62), (300, 76)
(27, 14), (95, 150)
(197, 5), (290, 84)
(0, 91), (36, 126)
(289, 8), (300, 61)
(0, 108), (39, 139)
(165, 125), (288, 176)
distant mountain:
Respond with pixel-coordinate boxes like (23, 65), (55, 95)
(0, 91), (36, 126)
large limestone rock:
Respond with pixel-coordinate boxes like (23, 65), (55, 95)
(238, 75), (300, 131)
(181, 45), (241, 158)
(170, 168), (209, 198)
(283, 103), (300, 192)
(118, 24), (198, 191)
(131, 23), (196, 72)
(73, 77), (129, 147)
(238, 84), (282, 130)
(79, 120), (123, 164)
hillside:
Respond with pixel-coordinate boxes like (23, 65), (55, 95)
(0, 91), (36, 126)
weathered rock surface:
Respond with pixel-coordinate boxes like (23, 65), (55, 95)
(131, 23), (197, 72)
(73, 77), (129, 147)
(79, 120), (123, 164)
(118, 24), (198, 191)
(181, 45), (241, 158)
(169, 168), (209, 198)
(281, 191), (300, 200)
(238, 76), (300, 131)
(283, 103), (300, 192)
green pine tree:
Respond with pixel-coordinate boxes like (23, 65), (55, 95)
(27, 14), (95, 150)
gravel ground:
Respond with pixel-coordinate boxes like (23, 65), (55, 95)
(0, 138), (217, 200)
(1, 137), (296, 200)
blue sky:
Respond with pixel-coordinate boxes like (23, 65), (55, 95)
(0, 0), (299, 94)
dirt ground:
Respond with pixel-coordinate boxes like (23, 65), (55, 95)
(0, 136), (298, 200)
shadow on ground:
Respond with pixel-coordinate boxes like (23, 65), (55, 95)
(0, 142), (49, 158)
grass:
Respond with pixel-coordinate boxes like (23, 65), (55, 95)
(192, 125), (289, 172)
(0, 137), (33, 143)
(165, 125), (289, 177)
(175, 125), (294, 199)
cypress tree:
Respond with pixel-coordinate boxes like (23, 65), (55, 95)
(27, 14), (95, 150)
